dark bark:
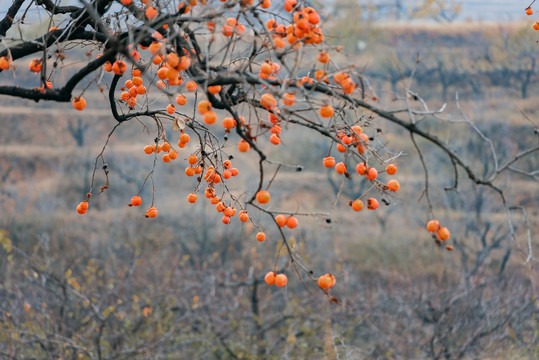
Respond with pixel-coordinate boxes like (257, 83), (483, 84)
(0, 0), (25, 36)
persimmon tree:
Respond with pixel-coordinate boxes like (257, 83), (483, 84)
(1, 0), (538, 297)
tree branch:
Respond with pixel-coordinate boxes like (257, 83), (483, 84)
(0, 0), (25, 37)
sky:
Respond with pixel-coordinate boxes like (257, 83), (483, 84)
(0, 0), (529, 22)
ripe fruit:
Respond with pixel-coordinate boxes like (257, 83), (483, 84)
(318, 274), (335, 289)
(222, 117), (237, 130)
(222, 216), (230, 224)
(131, 196), (142, 206)
(256, 190), (270, 204)
(176, 94), (187, 106)
(386, 163), (397, 175)
(72, 97), (87, 111)
(203, 111), (217, 124)
(76, 201), (88, 214)
(185, 80), (198, 91)
(208, 85), (221, 94)
(187, 193), (197, 203)
(270, 133), (281, 145)
(286, 216), (298, 228)
(197, 100), (212, 114)
(216, 202), (226, 212)
(145, 207), (158, 218)
(188, 154), (198, 165)
(224, 207), (236, 217)
(156, 80), (166, 90)
(534, 22), (539, 30)
(157, 67), (169, 80)
(275, 214), (287, 227)
(146, 6), (158, 19)
(238, 139), (250, 152)
(204, 166), (215, 181)
(269, 112), (280, 124)
(204, 187), (215, 198)
(149, 42), (162, 55)
(275, 274), (287, 287)
(256, 232), (266, 242)
(260, 62), (273, 75)
(161, 142), (171, 152)
(319, 105), (334, 118)
(166, 104), (176, 114)
(212, 173), (222, 184)
(131, 78), (143, 88)
(366, 198), (379, 210)
(318, 51), (330, 63)
(426, 220), (440, 233)
(169, 150), (178, 160)
(144, 145), (154, 154)
(323, 156), (335, 168)
(365, 167), (378, 180)
(284, 0), (297, 12)
(260, 93), (277, 110)
(446, 245), (454, 251)
(351, 125), (362, 135)
(239, 211), (249, 222)
(335, 162), (346, 174)
(437, 227), (450, 241)
(387, 179), (400, 192)
(526, 7), (533, 15)
(351, 199), (364, 211)
(356, 162), (367, 175)
(179, 132), (190, 144)
(274, 37), (286, 49)
(282, 92), (295, 106)
(0, 56), (11, 70)
(265, 271), (276, 285)
(136, 85), (146, 95)
(166, 52), (179, 67)
(178, 56), (191, 71)
(112, 60), (127, 76)
(29, 59), (42, 73)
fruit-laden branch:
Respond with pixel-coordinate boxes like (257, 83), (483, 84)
(108, 74), (162, 122)
(188, 71), (537, 194)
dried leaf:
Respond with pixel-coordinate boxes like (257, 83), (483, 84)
(103, 306), (115, 318)
(173, 117), (185, 132)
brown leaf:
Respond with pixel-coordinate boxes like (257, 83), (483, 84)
(173, 117), (185, 132)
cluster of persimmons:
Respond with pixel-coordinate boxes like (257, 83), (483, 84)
(0, 0), (459, 291)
